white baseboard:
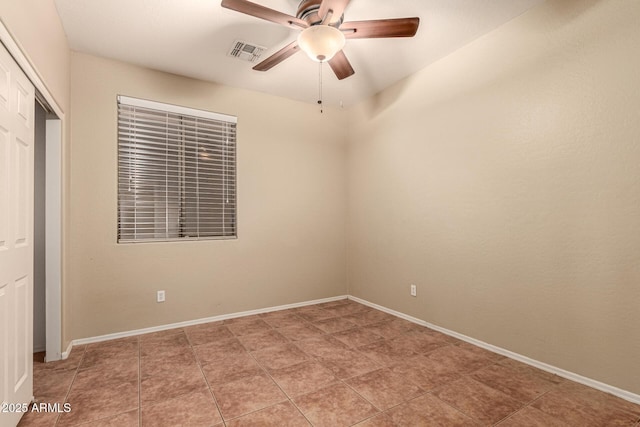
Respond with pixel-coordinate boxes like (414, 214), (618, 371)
(348, 295), (640, 405)
(59, 341), (73, 360)
(69, 295), (348, 347)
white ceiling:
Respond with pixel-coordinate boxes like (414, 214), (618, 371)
(54, 0), (545, 107)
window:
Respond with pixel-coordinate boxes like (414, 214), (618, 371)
(117, 96), (237, 243)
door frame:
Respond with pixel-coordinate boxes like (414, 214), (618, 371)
(0, 21), (65, 361)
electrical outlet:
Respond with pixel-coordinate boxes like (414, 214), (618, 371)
(157, 290), (165, 303)
(410, 284), (417, 297)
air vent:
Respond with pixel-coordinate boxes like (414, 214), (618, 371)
(227, 40), (266, 63)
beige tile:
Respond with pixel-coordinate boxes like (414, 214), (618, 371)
(295, 336), (349, 358)
(35, 304), (635, 427)
(223, 314), (264, 325)
(388, 330), (450, 355)
(556, 381), (640, 418)
(139, 332), (190, 358)
(317, 348), (381, 380)
(497, 358), (565, 385)
(386, 394), (480, 426)
(312, 317), (357, 334)
(261, 312), (305, 328)
(76, 410), (139, 426)
(277, 323), (326, 341)
(293, 305), (324, 314)
(532, 387), (640, 426)
(470, 363), (559, 404)
(72, 359), (138, 390)
(17, 410), (60, 427)
(34, 346), (85, 373)
(183, 321), (224, 333)
(185, 324), (234, 346)
(80, 340), (139, 370)
(87, 337), (139, 347)
(237, 329), (290, 351)
(140, 363), (208, 404)
(212, 373), (287, 420)
(142, 389), (222, 427)
(141, 347), (197, 378)
(251, 343), (310, 370)
(137, 327), (184, 341)
(432, 377), (523, 424)
(331, 327), (384, 348)
(226, 401), (310, 427)
(313, 299), (349, 309)
(357, 340), (418, 366)
(226, 318), (273, 336)
(455, 342), (505, 362)
(270, 361), (338, 397)
(426, 344), (494, 374)
(33, 368), (76, 403)
(293, 383), (378, 427)
(353, 413), (397, 427)
(389, 355), (462, 391)
(201, 352), (263, 385)
(193, 337), (247, 364)
(342, 310), (395, 326)
(496, 406), (566, 426)
(321, 302), (370, 317)
(58, 380), (138, 426)
(363, 319), (422, 339)
(297, 309), (336, 322)
(346, 368), (424, 410)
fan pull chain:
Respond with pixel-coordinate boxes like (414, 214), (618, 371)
(318, 61), (323, 114)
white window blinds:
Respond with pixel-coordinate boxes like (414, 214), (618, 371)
(117, 96), (237, 243)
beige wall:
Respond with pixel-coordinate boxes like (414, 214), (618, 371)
(68, 52), (347, 340)
(346, 0), (640, 394)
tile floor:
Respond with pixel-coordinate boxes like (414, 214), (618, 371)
(18, 299), (640, 426)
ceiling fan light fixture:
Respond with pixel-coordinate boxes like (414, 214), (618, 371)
(297, 25), (345, 62)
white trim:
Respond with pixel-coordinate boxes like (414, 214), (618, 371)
(45, 119), (62, 361)
(71, 295), (348, 346)
(0, 19), (64, 118)
(117, 95), (237, 123)
(0, 19), (64, 364)
(60, 341), (73, 360)
(348, 296), (640, 405)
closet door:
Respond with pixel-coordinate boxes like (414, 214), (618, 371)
(0, 41), (35, 427)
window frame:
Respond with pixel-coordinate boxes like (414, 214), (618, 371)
(116, 95), (238, 244)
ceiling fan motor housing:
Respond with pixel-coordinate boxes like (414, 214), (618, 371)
(297, 0), (343, 26)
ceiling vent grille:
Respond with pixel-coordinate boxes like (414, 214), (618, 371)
(227, 40), (266, 63)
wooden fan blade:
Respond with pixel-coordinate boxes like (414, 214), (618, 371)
(328, 50), (355, 80)
(221, 0), (308, 29)
(253, 41), (300, 71)
(318, 0), (351, 24)
(341, 17), (419, 39)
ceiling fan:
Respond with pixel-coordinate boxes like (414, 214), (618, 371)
(221, 0), (420, 80)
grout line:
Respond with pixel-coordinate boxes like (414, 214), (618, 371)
(137, 337), (141, 427)
(187, 331), (228, 427)
(52, 345), (87, 427)
(492, 388), (556, 426)
(244, 333), (314, 426)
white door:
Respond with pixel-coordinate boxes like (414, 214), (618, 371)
(0, 42), (35, 427)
